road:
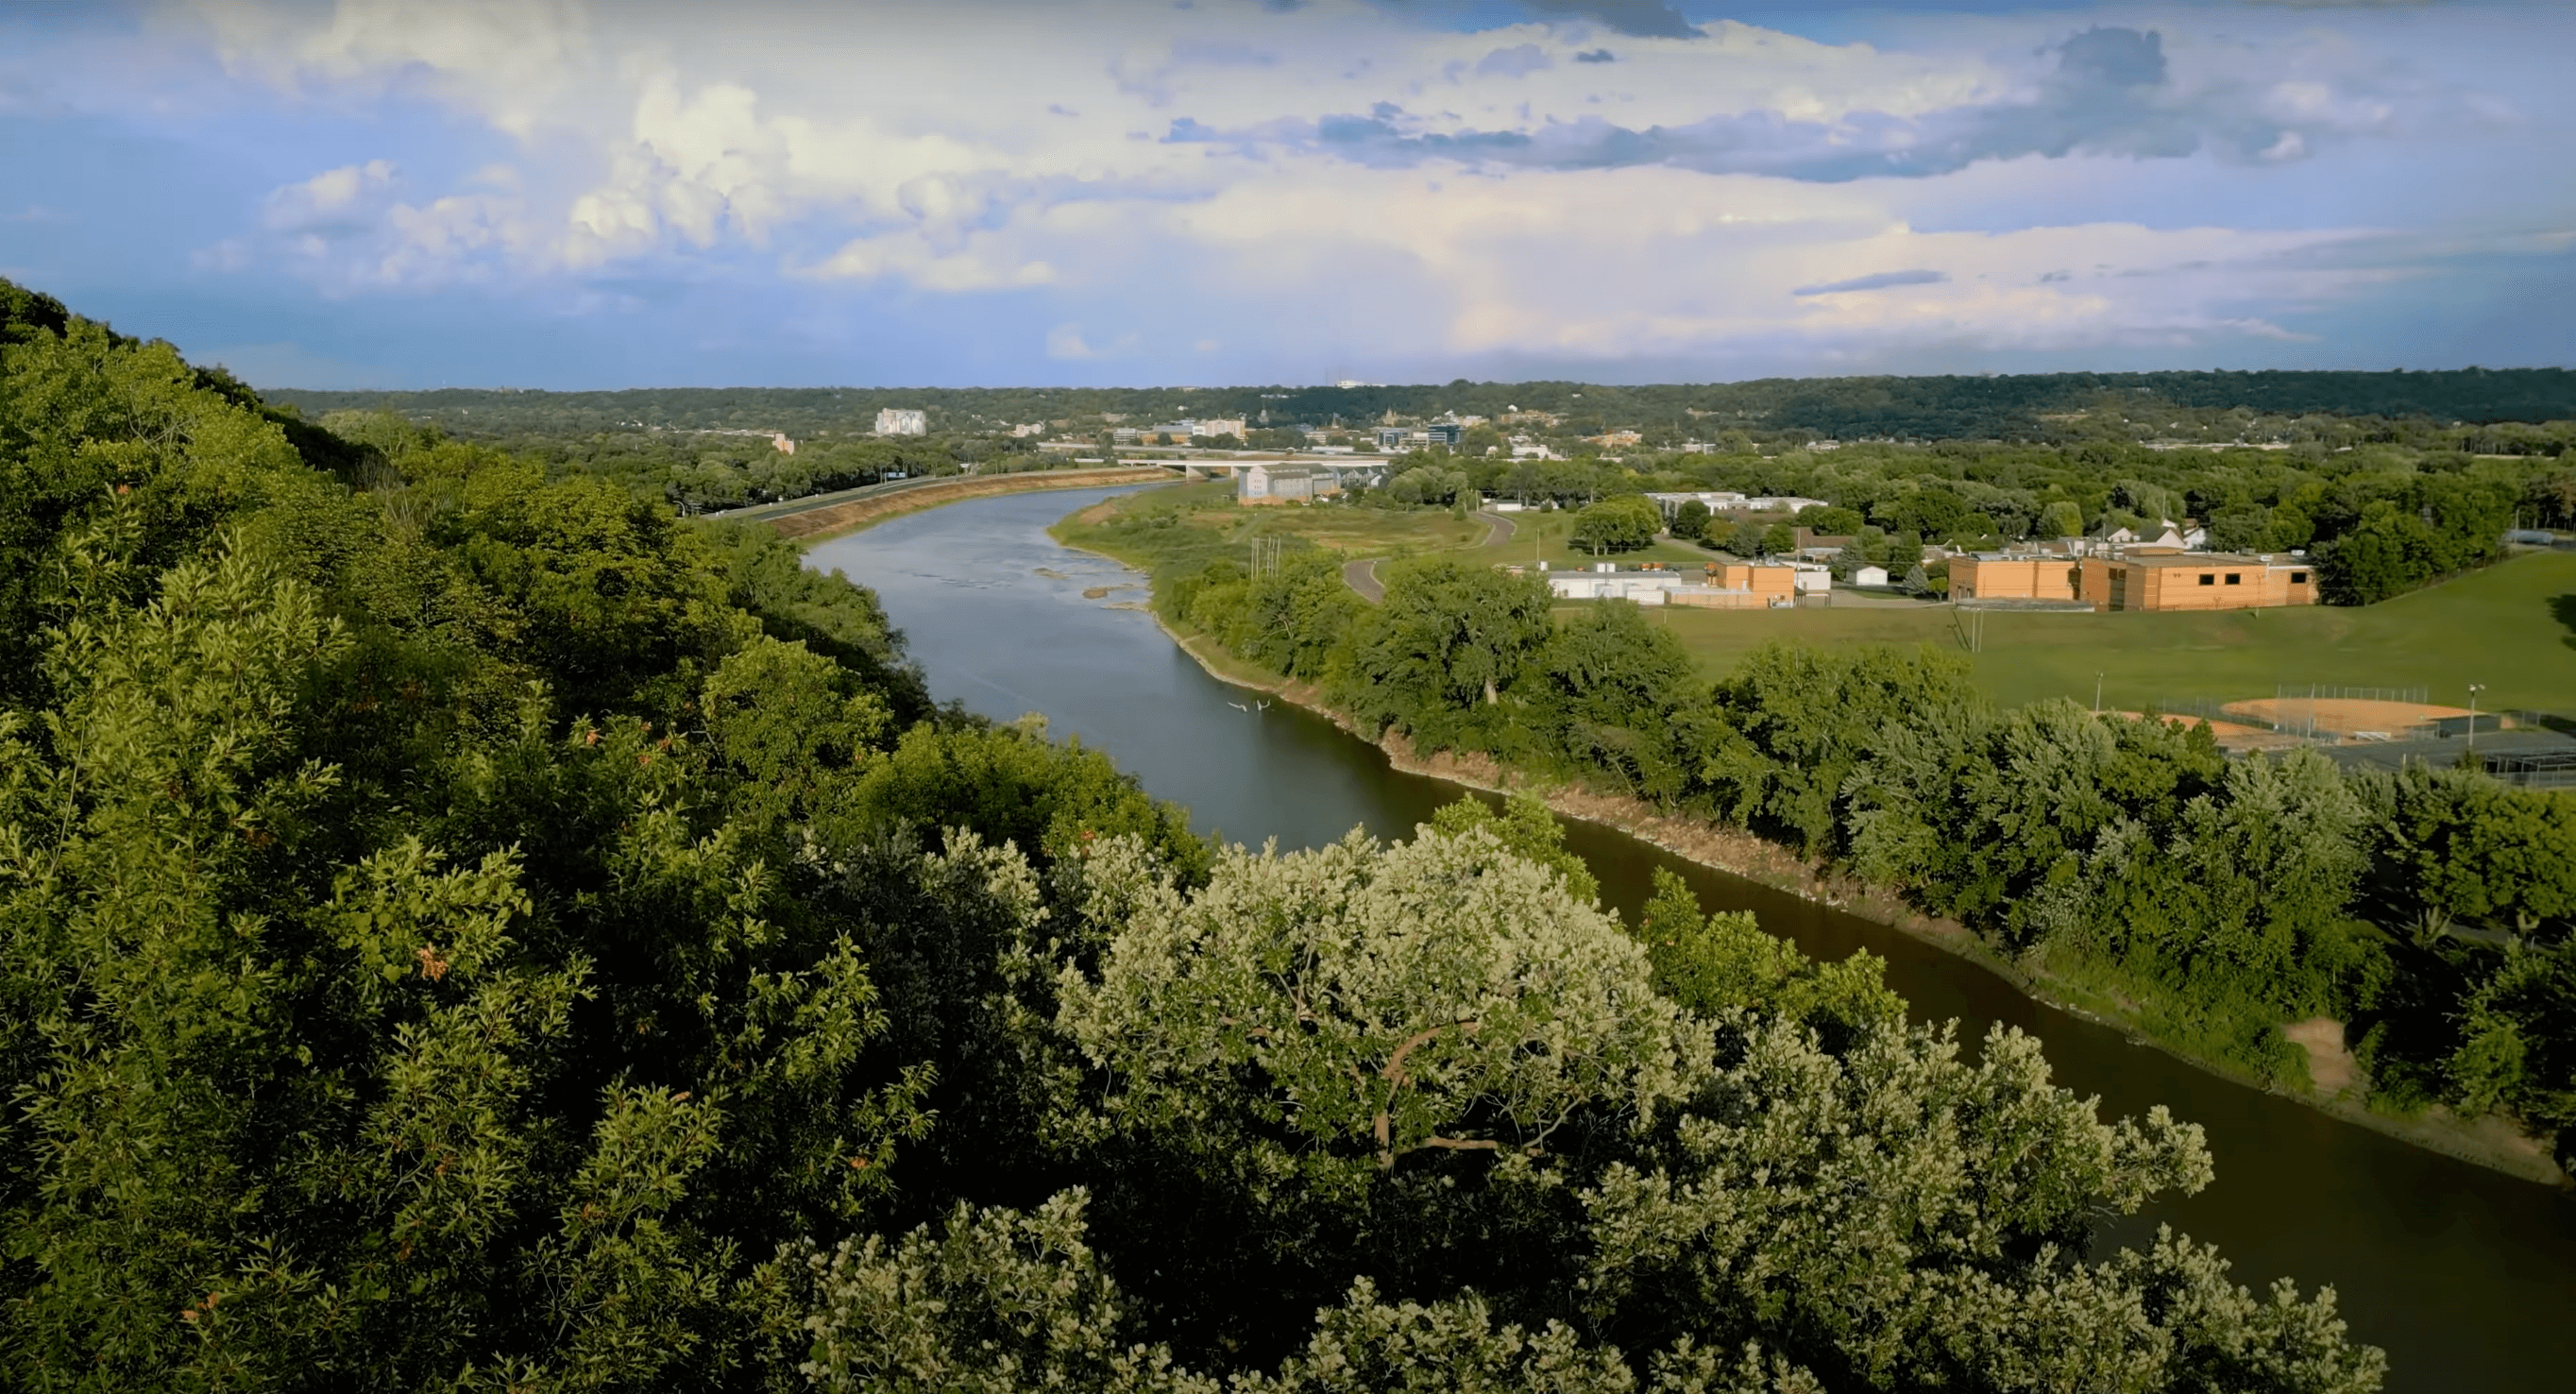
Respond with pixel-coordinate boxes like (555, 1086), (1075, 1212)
(1343, 556), (1384, 604)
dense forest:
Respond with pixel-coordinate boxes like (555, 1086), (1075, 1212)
(0, 292), (2402, 1384)
(271, 367), (2576, 444)
(1067, 488), (2576, 1174)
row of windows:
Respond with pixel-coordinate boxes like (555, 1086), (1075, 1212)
(2195, 570), (2312, 586)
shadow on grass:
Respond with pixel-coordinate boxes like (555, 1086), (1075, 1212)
(2554, 592), (2576, 652)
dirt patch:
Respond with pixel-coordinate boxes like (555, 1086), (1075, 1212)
(2284, 1017), (2359, 1096)
(2223, 697), (2475, 740)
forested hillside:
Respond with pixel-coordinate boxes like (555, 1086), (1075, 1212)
(0, 298), (2395, 1385)
(271, 366), (2576, 443)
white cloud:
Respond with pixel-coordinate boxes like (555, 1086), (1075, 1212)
(138, 0), (2556, 369)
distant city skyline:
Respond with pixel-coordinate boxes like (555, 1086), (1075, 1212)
(4, 0), (2570, 389)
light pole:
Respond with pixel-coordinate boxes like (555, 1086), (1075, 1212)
(2093, 671), (2104, 715)
(2467, 684), (2485, 754)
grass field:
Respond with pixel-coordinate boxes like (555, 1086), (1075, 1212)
(1069, 487), (2576, 717)
(1651, 550), (2576, 714)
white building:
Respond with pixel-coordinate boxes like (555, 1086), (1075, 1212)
(874, 408), (927, 436)
(1853, 565), (1891, 588)
(1544, 564), (1691, 605)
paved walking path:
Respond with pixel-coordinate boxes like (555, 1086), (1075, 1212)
(1343, 556), (1385, 604)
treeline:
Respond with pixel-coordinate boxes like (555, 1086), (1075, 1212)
(2, 284), (2392, 1386)
(1077, 488), (2576, 1166)
(267, 367), (2576, 444)
(1360, 434), (2540, 603)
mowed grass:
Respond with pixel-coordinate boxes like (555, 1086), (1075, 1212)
(1649, 550), (2576, 714)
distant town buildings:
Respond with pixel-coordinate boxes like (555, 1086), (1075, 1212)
(770, 433), (795, 455)
(1642, 492), (1831, 518)
(874, 408), (927, 436)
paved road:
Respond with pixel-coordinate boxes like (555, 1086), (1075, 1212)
(1474, 509), (1517, 548)
(1343, 556), (1385, 604)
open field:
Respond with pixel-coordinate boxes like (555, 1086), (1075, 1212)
(1071, 488), (2576, 717)
(1650, 550), (2576, 713)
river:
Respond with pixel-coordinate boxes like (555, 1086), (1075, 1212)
(805, 484), (2576, 1391)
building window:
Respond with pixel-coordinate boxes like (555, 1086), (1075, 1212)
(2225, 573), (2242, 586)
(2198, 573), (2215, 586)
(2291, 570), (2309, 584)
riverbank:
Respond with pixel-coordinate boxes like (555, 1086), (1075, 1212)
(1053, 515), (2567, 1189)
(761, 466), (1171, 543)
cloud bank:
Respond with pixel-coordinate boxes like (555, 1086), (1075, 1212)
(0, 0), (2562, 385)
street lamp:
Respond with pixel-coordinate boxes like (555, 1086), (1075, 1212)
(2467, 685), (2485, 754)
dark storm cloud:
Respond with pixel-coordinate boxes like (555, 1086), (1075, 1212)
(1167, 27), (2311, 180)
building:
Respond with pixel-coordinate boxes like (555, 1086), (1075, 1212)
(1853, 565), (1891, 588)
(2077, 552), (2316, 611)
(770, 433), (796, 455)
(1237, 464), (1340, 504)
(874, 408), (927, 436)
(1952, 549), (2318, 611)
(1194, 417), (1247, 440)
(1422, 423), (1464, 448)
(1548, 562), (1800, 608)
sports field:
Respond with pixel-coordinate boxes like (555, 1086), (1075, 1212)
(1649, 550), (2576, 714)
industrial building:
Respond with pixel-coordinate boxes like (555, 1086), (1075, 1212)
(873, 408), (927, 436)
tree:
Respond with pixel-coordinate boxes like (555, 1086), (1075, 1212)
(1569, 496), (1659, 553)
(1672, 500), (1712, 540)
(1347, 559), (1554, 745)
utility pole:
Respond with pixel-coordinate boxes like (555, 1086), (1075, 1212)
(2467, 684), (2485, 755)
(2093, 671), (2104, 714)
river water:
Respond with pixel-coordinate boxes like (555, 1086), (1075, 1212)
(806, 485), (2576, 1391)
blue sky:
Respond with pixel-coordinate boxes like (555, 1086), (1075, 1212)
(2, 0), (2569, 389)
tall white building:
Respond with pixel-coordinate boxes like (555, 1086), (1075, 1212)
(874, 408), (927, 436)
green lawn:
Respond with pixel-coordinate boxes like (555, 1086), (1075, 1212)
(1651, 550), (2576, 714)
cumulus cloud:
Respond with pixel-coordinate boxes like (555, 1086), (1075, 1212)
(109, 0), (2552, 375)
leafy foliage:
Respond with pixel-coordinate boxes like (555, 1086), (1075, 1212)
(0, 278), (2394, 1390)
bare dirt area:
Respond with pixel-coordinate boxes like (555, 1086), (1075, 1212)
(768, 468), (1166, 541)
(2284, 1017), (2359, 1096)
(2223, 697), (2475, 740)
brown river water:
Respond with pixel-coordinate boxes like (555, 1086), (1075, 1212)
(805, 485), (2576, 1391)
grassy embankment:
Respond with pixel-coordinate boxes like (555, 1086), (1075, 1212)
(756, 465), (1172, 543)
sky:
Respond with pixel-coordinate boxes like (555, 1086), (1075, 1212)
(1, 0), (2570, 389)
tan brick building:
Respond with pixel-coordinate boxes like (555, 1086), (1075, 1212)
(1954, 551), (2318, 612)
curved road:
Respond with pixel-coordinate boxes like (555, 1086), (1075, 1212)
(1343, 510), (1519, 604)
(1343, 556), (1384, 604)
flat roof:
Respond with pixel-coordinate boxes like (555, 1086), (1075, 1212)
(2116, 553), (2303, 569)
